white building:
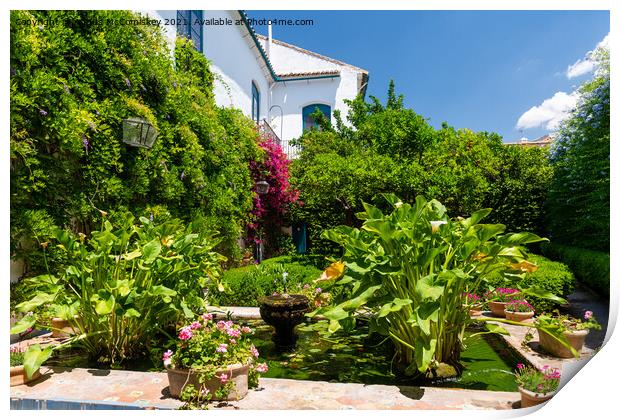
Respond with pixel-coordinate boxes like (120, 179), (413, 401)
(150, 10), (369, 157)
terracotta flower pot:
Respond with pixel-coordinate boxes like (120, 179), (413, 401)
(538, 328), (588, 358)
(469, 305), (483, 317)
(51, 316), (80, 338)
(10, 365), (41, 386)
(519, 387), (555, 408)
(506, 310), (535, 323)
(488, 301), (508, 317)
(166, 363), (249, 401)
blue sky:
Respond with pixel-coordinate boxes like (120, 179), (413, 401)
(248, 10), (609, 142)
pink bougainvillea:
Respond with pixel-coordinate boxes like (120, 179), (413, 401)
(247, 136), (299, 253)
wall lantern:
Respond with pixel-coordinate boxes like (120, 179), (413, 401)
(122, 117), (158, 149)
(256, 180), (270, 195)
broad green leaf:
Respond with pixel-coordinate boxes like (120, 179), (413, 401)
(124, 308), (141, 318)
(16, 293), (56, 313)
(23, 344), (53, 379)
(500, 232), (548, 245)
(483, 323), (509, 335)
(322, 306), (350, 321)
(94, 293), (115, 315)
(378, 298), (412, 318)
(122, 249), (142, 261)
(414, 337), (437, 373)
(142, 238), (161, 263)
(180, 301), (194, 319)
(151, 285), (177, 297)
(10, 313), (37, 334)
(341, 285), (382, 311)
(521, 287), (568, 304)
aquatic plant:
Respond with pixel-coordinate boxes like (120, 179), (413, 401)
(314, 194), (565, 377)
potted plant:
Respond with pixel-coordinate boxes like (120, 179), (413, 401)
(515, 363), (560, 407)
(505, 300), (535, 323)
(484, 288), (522, 317)
(535, 311), (601, 358)
(10, 344), (42, 386)
(464, 292), (482, 316)
(164, 313), (268, 403)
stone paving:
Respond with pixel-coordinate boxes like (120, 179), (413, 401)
(10, 367), (520, 410)
(11, 282), (607, 410)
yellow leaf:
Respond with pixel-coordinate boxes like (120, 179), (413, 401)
(316, 261), (345, 282)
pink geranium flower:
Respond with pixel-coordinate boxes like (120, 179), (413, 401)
(190, 321), (202, 330)
(255, 363), (269, 373)
(227, 328), (241, 338)
(584, 310), (593, 320)
(250, 344), (259, 358)
(216, 343), (228, 353)
(178, 326), (193, 341)
(219, 373), (229, 384)
(241, 326), (252, 334)
(201, 313), (213, 321)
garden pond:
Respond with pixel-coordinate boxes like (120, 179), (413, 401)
(250, 320), (523, 392)
(44, 319), (524, 392)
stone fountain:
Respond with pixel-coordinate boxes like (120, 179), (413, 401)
(259, 293), (310, 350)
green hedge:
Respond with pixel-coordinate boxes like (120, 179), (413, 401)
(483, 254), (575, 312)
(208, 258), (323, 307)
(540, 243), (609, 297)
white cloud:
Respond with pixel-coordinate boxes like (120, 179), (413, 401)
(566, 59), (596, 79)
(516, 91), (579, 131)
(566, 33), (609, 79)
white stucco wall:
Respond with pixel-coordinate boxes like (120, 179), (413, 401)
(269, 70), (360, 144)
(201, 11), (271, 122)
(148, 10), (367, 157)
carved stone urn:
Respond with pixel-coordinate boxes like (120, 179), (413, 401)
(259, 294), (310, 350)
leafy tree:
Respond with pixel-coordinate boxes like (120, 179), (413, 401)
(546, 46), (610, 251)
(290, 82), (553, 255)
(10, 10), (262, 273)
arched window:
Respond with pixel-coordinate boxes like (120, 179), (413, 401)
(302, 104), (331, 131)
(252, 82), (260, 123)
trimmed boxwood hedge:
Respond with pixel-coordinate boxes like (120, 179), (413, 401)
(540, 242), (609, 297)
(208, 257), (323, 307)
(482, 254), (575, 312)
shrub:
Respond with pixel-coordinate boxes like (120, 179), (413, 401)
(547, 46), (609, 251)
(482, 254), (575, 312)
(11, 212), (226, 367)
(10, 10), (262, 269)
(540, 243), (609, 297)
(247, 137), (299, 259)
(289, 82), (553, 256)
(209, 259), (323, 307)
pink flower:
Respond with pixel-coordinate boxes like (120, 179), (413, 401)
(201, 313), (213, 321)
(315, 288), (322, 294)
(219, 373), (229, 384)
(303, 284), (310, 290)
(226, 328), (241, 338)
(216, 343), (228, 353)
(190, 321), (202, 330)
(516, 363), (524, 370)
(255, 363), (268, 373)
(216, 321), (227, 330)
(250, 345), (259, 358)
(584, 311), (593, 320)
(178, 326), (193, 341)
(241, 326), (252, 334)
(230, 339), (236, 344)
(162, 350), (173, 361)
